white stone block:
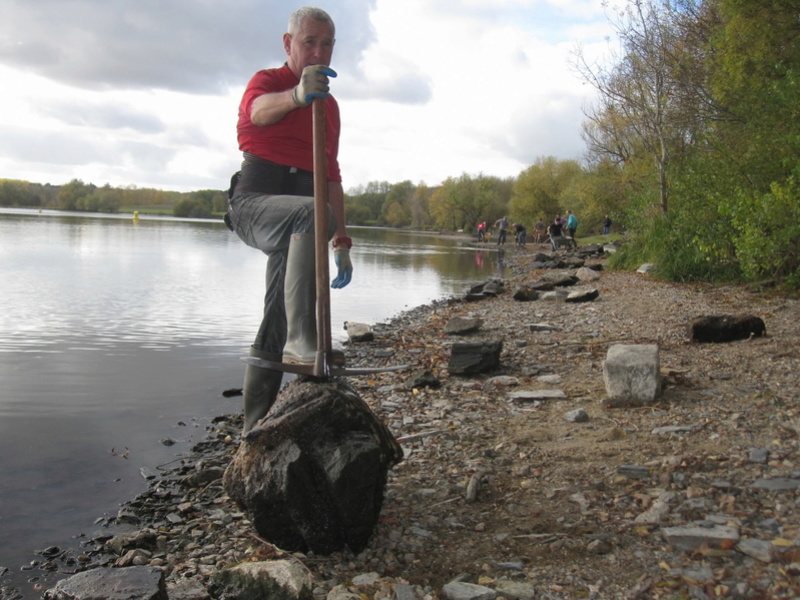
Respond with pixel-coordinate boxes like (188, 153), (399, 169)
(602, 344), (661, 403)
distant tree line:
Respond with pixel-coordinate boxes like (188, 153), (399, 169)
(2, 0), (798, 288)
(0, 178), (228, 219)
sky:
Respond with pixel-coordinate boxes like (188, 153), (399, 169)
(0, 0), (615, 194)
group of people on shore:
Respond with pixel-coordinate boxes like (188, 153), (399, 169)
(476, 212), (613, 250)
(476, 216), (528, 246)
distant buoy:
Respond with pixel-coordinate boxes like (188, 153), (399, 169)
(133, 211), (139, 222)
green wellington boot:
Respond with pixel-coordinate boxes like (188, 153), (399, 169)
(242, 346), (283, 434)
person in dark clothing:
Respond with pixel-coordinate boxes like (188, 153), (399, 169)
(513, 223), (527, 246)
(547, 217), (564, 250)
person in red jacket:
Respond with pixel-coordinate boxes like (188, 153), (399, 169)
(226, 7), (352, 433)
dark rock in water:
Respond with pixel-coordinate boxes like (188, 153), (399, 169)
(406, 369), (441, 389)
(223, 379), (403, 555)
(43, 565), (166, 600)
(691, 315), (766, 343)
(447, 340), (503, 375)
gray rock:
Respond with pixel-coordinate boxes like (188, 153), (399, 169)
(209, 560), (313, 600)
(345, 322), (375, 342)
(564, 408), (589, 423)
(576, 266), (601, 281)
(602, 344), (662, 404)
(565, 288), (599, 303)
(406, 370), (441, 389)
(508, 389), (566, 402)
(442, 581), (497, 600)
(327, 585), (362, 600)
(652, 425), (696, 435)
(617, 465), (651, 480)
(634, 491), (675, 523)
(750, 477), (800, 492)
(528, 322), (558, 332)
(445, 316), (484, 335)
(662, 524), (739, 551)
(43, 566), (166, 600)
(737, 538), (774, 563)
(483, 375), (519, 389)
(493, 581), (536, 600)
(351, 572), (380, 586)
(540, 290), (569, 302)
(748, 448), (769, 464)
(447, 341), (503, 375)
(394, 583), (417, 600)
(166, 578), (210, 600)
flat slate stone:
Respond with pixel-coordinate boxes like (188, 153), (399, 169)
(750, 477), (800, 491)
(44, 566), (166, 600)
(661, 524), (739, 551)
(508, 389), (566, 402)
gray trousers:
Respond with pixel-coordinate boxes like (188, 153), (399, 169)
(227, 192), (335, 354)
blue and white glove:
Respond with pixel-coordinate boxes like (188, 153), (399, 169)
(292, 65), (337, 107)
(331, 246), (352, 289)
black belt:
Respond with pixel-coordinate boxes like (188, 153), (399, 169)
(231, 153), (314, 198)
(224, 154), (315, 231)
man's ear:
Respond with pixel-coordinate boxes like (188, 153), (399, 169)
(283, 32), (292, 54)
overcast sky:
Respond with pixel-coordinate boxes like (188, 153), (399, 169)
(0, 0), (614, 194)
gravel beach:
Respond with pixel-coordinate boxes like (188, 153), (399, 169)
(6, 244), (800, 600)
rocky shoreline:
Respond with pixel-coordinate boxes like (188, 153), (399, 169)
(4, 244), (800, 600)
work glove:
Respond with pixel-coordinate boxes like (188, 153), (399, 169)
(292, 65), (337, 107)
(331, 247), (352, 289)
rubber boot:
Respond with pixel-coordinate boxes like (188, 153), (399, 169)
(243, 346), (283, 434)
(282, 233), (318, 365)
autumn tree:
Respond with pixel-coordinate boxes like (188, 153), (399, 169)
(429, 174), (510, 232)
(509, 157), (583, 226)
(575, 0), (706, 214)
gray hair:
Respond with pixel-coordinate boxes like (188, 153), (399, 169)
(288, 7), (335, 37)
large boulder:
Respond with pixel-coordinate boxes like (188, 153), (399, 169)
(223, 379), (403, 555)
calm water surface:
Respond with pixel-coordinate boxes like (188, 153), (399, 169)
(0, 208), (503, 595)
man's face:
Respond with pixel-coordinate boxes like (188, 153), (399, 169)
(284, 18), (335, 78)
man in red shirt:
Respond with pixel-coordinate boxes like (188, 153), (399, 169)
(226, 7), (352, 433)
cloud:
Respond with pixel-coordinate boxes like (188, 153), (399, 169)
(0, 0), (378, 94)
(0, 0), (614, 192)
(39, 101), (166, 133)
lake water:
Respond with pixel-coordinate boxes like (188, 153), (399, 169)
(0, 208), (503, 596)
